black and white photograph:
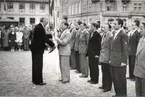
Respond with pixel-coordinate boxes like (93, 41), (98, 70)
(0, 0), (145, 97)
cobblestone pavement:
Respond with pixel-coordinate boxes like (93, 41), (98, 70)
(0, 49), (135, 97)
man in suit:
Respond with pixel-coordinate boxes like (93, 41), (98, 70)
(128, 20), (141, 81)
(86, 23), (102, 84)
(134, 22), (145, 96)
(69, 23), (77, 69)
(99, 23), (112, 92)
(31, 17), (55, 85)
(110, 19), (128, 97)
(74, 21), (82, 73)
(55, 22), (71, 84)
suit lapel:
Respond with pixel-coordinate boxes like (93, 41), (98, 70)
(60, 29), (68, 39)
(112, 30), (122, 48)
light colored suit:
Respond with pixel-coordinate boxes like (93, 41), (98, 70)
(134, 37), (145, 96)
(134, 37), (145, 78)
(58, 29), (71, 56)
(57, 29), (71, 82)
(99, 31), (112, 63)
(78, 29), (89, 76)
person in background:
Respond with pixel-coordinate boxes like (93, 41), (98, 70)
(128, 20), (141, 81)
(99, 23), (112, 92)
(86, 23), (102, 84)
(9, 27), (16, 51)
(74, 21), (82, 73)
(69, 23), (77, 69)
(15, 28), (23, 51)
(134, 22), (145, 96)
(110, 19), (128, 97)
(55, 22), (71, 84)
(23, 26), (30, 51)
(2, 26), (10, 51)
(79, 23), (89, 78)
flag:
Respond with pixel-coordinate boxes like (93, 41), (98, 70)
(3, 0), (7, 11)
(49, 0), (54, 16)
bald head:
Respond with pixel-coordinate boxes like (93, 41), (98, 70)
(40, 17), (49, 27)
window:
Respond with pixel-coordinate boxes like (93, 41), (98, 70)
(8, 17), (14, 19)
(30, 3), (35, 12)
(30, 18), (35, 25)
(19, 18), (25, 25)
(19, 3), (25, 12)
(7, 2), (13, 12)
(123, 4), (128, 11)
(134, 7), (137, 11)
(40, 3), (45, 12)
(107, 4), (111, 11)
(133, 2), (142, 12)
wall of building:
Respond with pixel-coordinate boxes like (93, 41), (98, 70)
(60, 0), (145, 26)
(0, 1), (49, 26)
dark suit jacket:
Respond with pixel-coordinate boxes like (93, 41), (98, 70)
(128, 30), (141, 55)
(87, 31), (102, 57)
(110, 29), (128, 67)
(31, 23), (54, 53)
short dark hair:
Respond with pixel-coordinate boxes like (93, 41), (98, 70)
(91, 23), (99, 29)
(62, 15), (68, 21)
(77, 20), (82, 25)
(134, 19), (140, 27)
(63, 22), (69, 28)
(116, 19), (124, 27)
(108, 24), (112, 30)
(82, 23), (87, 27)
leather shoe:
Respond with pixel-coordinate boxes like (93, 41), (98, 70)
(103, 89), (110, 92)
(79, 75), (88, 78)
(61, 81), (69, 84)
(34, 82), (46, 85)
(99, 86), (104, 89)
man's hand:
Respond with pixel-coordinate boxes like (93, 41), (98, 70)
(121, 63), (126, 67)
(95, 55), (99, 58)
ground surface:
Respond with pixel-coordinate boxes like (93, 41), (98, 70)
(0, 49), (135, 97)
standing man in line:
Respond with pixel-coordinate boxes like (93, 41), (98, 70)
(128, 20), (141, 81)
(87, 23), (102, 84)
(110, 19), (128, 97)
(134, 22), (145, 96)
(31, 17), (55, 85)
(55, 22), (71, 83)
(99, 23), (112, 92)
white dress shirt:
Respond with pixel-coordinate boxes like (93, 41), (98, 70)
(114, 28), (122, 40)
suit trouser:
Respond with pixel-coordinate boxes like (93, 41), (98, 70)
(75, 51), (81, 73)
(110, 65), (127, 96)
(23, 38), (29, 51)
(59, 55), (70, 82)
(79, 53), (89, 77)
(101, 63), (112, 90)
(70, 49), (76, 69)
(88, 56), (99, 83)
(135, 76), (145, 96)
(32, 50), (44, 84)
(129, 55), (136, 79)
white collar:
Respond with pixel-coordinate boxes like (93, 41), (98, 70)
(41, 23), (44, 28)
(115, 28), (122, 35)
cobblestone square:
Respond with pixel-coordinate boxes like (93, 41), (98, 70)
(0, 50), (135, 97)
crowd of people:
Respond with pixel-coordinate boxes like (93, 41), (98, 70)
(0, 25), (34, 51)
(54, 16), (145, 97)
(1, 16), (144, 97)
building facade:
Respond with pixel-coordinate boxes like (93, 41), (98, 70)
(60, 0), (145, 26)
(0, 0), (50, 26)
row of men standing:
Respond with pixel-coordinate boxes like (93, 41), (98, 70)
(69, 19), (145, 97)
